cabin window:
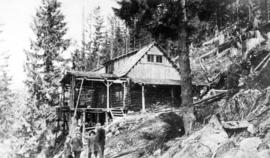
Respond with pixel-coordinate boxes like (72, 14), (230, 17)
(147, 55), (154, 62)
(115, 90), (123, 102)
(106, 65), (114, 74)
(100, 94), (106, 107)
(156, 55), (162, 63)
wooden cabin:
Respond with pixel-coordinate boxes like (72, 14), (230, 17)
(102, 42), (182, 111)
(57, 42), (183, 132)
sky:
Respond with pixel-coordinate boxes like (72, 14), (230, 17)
(0, 0), (118, 89)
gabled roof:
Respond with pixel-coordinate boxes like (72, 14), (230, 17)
(103, 49), (138, 65)
(104, 42), (180, 77)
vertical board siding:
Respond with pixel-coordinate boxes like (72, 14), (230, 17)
(127, 46), (180, 81)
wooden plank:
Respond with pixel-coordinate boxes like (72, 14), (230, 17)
(73, 79), (84, 117)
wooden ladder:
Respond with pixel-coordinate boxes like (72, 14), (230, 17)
(110, 107), (125, 119)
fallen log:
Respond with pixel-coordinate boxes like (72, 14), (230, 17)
(222, 120), (250, 129)
(194, 92), (226, 107)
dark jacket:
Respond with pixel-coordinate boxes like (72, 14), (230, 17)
(88, 135), (98, 152)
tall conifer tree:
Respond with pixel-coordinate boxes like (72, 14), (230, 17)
(25, 0), (70, 108)
(0, 52), (14, 140)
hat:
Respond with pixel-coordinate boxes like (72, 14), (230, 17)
(89, 130), (96, 135)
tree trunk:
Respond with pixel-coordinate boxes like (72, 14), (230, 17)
(178, 0), (193, 108)
(178, 29), (193, 107)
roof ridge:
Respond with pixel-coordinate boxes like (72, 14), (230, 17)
(103, 42), (156, 65)
(120, 42), (156, 77)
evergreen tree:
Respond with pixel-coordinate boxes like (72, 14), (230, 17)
(71, 48), (88, 71)
(0, 52), (14, 139)
(107, 16), (129, 58)
(25, 0), (70, 108)
(101, 30), (111, 62)
(89, 6), (105, 69)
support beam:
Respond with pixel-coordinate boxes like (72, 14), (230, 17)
(142, 84), (146, 113)
(105, 81), (112, 125)
(74, 79), (84, 118)
(106, 83), (110, 112)
(122, 82), (127, 109)
(82, 109), (86, 143)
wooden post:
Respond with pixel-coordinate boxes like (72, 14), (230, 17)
(82, 109), (86, 143)
(142, 84), (146, 113)
(105, 81), (112, 125)
(171, 87), (174, 106)
(97, 113), (100, 124)
(70, 76), (76, 109)
(122, 83), (126, 109)
(106, 83), (110, 111)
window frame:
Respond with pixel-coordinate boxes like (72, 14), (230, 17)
(156, 55), (163, 63)
(147, 54), (154, 62)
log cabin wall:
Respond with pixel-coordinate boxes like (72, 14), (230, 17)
(72, 81), (126, 109)
(127, 84), (181, 111)
(94, 84), (126, 108)
(72, 81), (106, 109)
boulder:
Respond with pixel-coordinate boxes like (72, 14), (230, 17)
(214, 140), (236, 158)
(239, 137), (262, 152)
(226, 150), (259, 158)
(257, 143), (270, 151)
(247, 123), (257, 135)
(173, 143), (212, 158)
(169, 115), (229, 158)
(182, 115), (228, 152)
(218, 148), (270, 158)
(105, 112), (184, 158)
(153, 149), (161, 157)
(257, 149), (270, 158)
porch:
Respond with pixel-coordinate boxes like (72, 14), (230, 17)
(59, 71), (128, 132)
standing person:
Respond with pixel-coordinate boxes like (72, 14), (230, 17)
(95, 125), (106, 158)
(63, 136), (73, 158)
(70, 131), (83, 158)
(88, 131), (98, 158)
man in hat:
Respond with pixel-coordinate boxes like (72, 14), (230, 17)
(70, 131), (83, 158)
